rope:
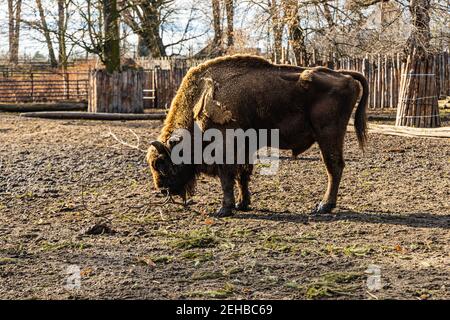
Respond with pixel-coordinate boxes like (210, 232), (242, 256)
(397, 114), (440, 119)
(401, 73), (435, 77)
(401, 96), (438, 101)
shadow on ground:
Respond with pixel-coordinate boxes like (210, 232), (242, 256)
(233, 209), (450, 229)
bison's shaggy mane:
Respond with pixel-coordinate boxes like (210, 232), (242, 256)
(158, 54), (275, 142)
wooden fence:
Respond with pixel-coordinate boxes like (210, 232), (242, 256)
(140, 52), (450, 110)
(1, 53), (448, 108)
(0, 70), (89, 103)
(333, 52), (450, 109)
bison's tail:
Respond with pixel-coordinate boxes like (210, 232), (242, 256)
(339, 70), (368, 151)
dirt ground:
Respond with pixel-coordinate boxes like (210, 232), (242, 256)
(0, 113), (449, 300)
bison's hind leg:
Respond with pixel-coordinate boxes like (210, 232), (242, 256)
(311, 134), (345, 214)
(235, 165), (253, 211)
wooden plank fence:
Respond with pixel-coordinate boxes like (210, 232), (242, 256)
(140, 52), (449, 110)
(333, 52), (450, 109)
(1, 53), (448, 109)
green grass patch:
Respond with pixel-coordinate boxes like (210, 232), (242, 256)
(262, 235), (293, 252)
(188, 283), (234, 299)
(286, 272), (363, 299)
(0, 257), (18, 265)
(170, 228), (218, 249)
(192, 270), (224, 280)
(342, 245), (374, 257)
(323, 244), (374, 257)
(40, 241), (90, 252)
(181, 250), (214, 262)
(151, 255), (174, 264)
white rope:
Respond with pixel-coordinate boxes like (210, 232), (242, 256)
(401, 73), (435, 77)
(397, 114), (440, 119)
(401, 96), (438, 101)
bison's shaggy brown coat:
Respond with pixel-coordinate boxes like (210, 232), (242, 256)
(147, 54), (368, 216)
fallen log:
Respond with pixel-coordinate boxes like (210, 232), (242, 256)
(0, 102), (87, 113)
(19, 111), (166, 121)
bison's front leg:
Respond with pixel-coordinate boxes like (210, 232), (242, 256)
(235, 165), (252, 211)
(213, 168), (236, 217)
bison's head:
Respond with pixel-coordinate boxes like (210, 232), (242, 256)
(147, 138), (196, 200)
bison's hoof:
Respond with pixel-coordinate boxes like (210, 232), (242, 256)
(235, 202), (251, 211)
(311, 202), (336, 214)
(212, 207), (234, 218)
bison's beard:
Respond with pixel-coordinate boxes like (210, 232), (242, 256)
(177, 175), (197, 204)
(165, 165), (198, 205)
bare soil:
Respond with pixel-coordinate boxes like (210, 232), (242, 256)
(0, 113), (449, 300)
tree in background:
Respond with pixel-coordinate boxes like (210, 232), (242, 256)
(121, 0), (167, 58)
(225, 0), (234, 47)
(34, 0), (57, 67)
(282, 0), (306, 65)
(396, 0), (441, 127)
(103, 0), (121, 72)
(58, 0), (69, 69)
(8, 0), (22, 64)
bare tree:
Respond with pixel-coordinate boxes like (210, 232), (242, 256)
(121, 0), (168, 58)
(407, 0), (431, 56)
(58, 0), (68, 68)
(212, 0), (222, 48)
(35, 0), (58, 67)
(283, 0), (306, 64)
(225, 0), (234, 47)
(270, 0), (283, 63)
(8, 0), (22, 64)
(396, 0), (440, 128)
(103, 0), (121, 72)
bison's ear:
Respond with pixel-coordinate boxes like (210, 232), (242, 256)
(150, 141), (170, 156)
(280, 73), (300, 82)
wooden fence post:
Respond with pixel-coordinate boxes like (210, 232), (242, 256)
(88, 68), (144, 113)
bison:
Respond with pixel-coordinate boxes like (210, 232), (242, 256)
(147, 55), (368, 217)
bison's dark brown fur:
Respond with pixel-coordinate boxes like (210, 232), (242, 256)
(147, 54), (368, 216)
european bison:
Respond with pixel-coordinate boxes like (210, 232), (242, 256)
(147, 55), (368, 217)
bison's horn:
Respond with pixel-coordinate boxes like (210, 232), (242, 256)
(150, 141), (170, 156)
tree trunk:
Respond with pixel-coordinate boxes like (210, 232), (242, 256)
(137, 36), (150, 57)
(225, 0), (234, 47)
(122, 1), (166, 58)
(142, 1), (166, 58)
(212, 0), (222, 48)
(283, 0), (307, 65)
(103, 0), (121, 73)
(270, 0), (283, 63)
(8, 0), (22, 64)
(58, 0), (68, 69)
(35, 0), (57, 67)
(406, 0), (431, 57)
(396, 0), (440, 128)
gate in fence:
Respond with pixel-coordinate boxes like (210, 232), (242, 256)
(142, 66), (188, 109)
